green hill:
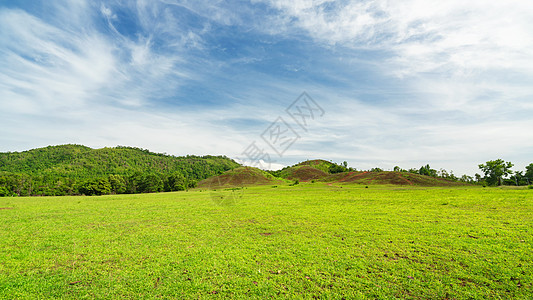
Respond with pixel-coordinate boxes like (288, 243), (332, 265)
(0, 145), (240, 196)
(295, 159), (340, 173)
(271, 159), (350, 181)
(322, 171), (466, 186)
(273, 159), (466, 186)
(197, 167), (284, 189)
(277, 165), (329, 182)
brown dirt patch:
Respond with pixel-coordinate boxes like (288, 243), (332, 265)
(285, 166), (328, 181)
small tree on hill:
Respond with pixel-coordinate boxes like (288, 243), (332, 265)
(329, 164), (347, 174)
(419, 164), (437, 177)
(478, 159), (514, 186)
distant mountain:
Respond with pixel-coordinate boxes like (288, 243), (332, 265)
(0, 144), (240, 196)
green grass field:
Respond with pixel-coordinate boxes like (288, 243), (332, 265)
(1, 184), (532, 299)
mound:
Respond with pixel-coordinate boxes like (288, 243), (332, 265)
(197, 167), (283, 189)
(323, 171), (466, 186)
(295, 159), (338, 173)
(279, 165), (329, 182)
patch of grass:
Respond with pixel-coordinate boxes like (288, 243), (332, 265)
(0, 185), (532, 298)
(528, 185), (533, 189)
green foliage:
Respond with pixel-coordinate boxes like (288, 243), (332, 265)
(478, 159), (514, 186)
(108, 174), (127, 194)
(328, 164), (347, 174)
(0, 186), (12, 197)
(165, 172), (187, 192)
(138, 173), (164, 193)
(0, 145), (240, 196)
(78, 178), (111, 196)
(528, 185), (533, 190)
(418, 164), (437, 177)
(525, 163), (533, 183)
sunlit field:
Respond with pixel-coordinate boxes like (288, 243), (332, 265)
(1, 184), (531, 299)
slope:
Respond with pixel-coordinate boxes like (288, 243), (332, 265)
(198, 167), (284, 189)
(277, 165), (329, 182)
(0, 145), (240, 196)
(323, 171), (466, 186)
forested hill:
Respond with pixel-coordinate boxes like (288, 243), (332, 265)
(0, 144), (240, 196)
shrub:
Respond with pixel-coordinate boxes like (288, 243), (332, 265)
(528, 185), (533, 190)
(0, 186), (12, 197)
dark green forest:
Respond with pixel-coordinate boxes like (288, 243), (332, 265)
(0, 145), (239, 196)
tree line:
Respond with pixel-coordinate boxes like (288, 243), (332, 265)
(390, 160), (533, 186)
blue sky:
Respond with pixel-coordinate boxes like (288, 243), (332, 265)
(1, 0), (532, 175)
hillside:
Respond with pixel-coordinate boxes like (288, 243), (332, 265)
(0, 144), (238, 178)
(0, 145), (240, 196)
(277, 165), (329, 182)
(274, 159), (467, 186)
(323, 171), (466, 186)
(198, 167), (284, 189)
(295, 159), (339, 173)
(271, 159), (349, 181)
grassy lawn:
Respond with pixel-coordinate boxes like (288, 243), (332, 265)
(0, 184), (532, 299)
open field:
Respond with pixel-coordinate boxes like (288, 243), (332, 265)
(1, 184), (532, 299)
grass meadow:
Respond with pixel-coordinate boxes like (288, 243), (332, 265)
(0, 184), (532, 299)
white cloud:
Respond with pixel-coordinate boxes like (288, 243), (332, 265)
(259, 0), (533, 77)
(249, 0), (533, 174)
(1, 0), (532, 177)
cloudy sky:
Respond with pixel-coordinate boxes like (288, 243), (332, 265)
(1, 0), (532, 175)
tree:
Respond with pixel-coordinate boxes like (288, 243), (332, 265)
(419, 164), (437, 177)
(165, 172), (186, 192)
(329, 164), (347, 174)
(78, 178), (111, 196)
(478, 159), (514, 186)
(0, 186), (12, 197)
(525, 163), (533, 185)
(108, 174), (126, 194)
(509, 171), (529, 186)
(474, 173), (484, 185)
(460, 174), (474, 183)
(138, 173), (164, 193)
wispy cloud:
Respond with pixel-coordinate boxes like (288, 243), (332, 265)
(0, 0), (532, 175)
